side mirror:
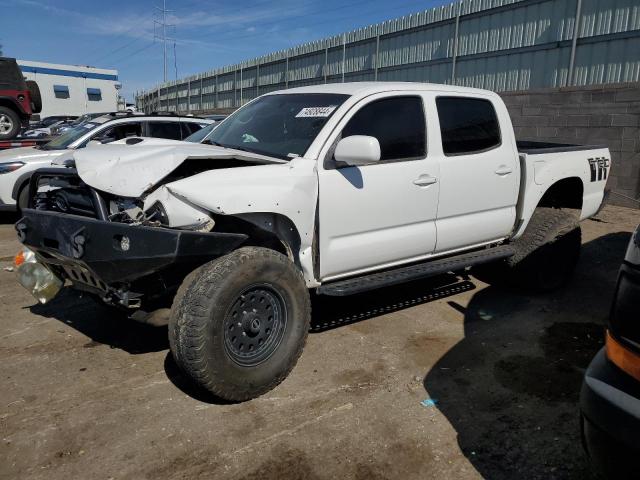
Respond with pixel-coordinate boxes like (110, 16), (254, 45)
(334, 135), (381, 166)
(87, 140), (103, 147)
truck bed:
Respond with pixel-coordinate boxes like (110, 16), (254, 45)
(517, 140), (608, 155)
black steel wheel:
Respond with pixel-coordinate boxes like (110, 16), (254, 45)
(169, 247), (311, 402)
(223, 284), (287, 367)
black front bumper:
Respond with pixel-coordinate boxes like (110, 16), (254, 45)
(580, 348), (640, 478)
(16, 209), (247, 306)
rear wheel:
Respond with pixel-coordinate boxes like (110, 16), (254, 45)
(475, 207), (581, 292)
(0, 107), (20, 140)
(169, 247), (311, 401)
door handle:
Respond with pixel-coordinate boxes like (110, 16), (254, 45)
(495, 166), (513, 176)
(413, 175), (438, 186)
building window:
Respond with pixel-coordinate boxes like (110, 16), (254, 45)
(53, 85), (70, 99)
(87, 88), (102, 101)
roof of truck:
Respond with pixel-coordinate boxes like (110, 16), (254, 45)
(275, 82), (498, 98)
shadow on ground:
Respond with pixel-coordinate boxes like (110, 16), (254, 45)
(25, 226), (632, 477)
(0, 212), (19, 225)
(424, 231), (632, 480)
(29, 289), (168, 354)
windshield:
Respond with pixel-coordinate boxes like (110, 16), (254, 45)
(185, 123), (215, 143)
(207, 93), (349, 160)
(40, 122), (99, 150)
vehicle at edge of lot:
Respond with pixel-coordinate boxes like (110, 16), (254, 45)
(14, 82), (611, 402)
(0, 57), (42, 140)
(580, 225), (640, 479)
(0, 113), (213, 212)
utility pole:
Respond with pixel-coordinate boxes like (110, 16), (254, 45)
(154, 0), (174, 83)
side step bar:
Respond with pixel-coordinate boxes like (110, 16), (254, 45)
(316, 245), (515, 296)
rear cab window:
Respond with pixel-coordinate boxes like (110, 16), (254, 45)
(338, 96), (426, 163)
(435, 97), (501, 156)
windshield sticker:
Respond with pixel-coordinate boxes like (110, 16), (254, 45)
(295, 106), (337, 118)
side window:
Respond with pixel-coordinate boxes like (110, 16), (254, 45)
(87, 88), (102, 102)
(436, 97), (501, 156)
(181, 122), (202, 139)
(94, 123), (142, 143)
(53, 85), (70, 99)
(339, 96), (426, 162)
(147, 121), (182, 140)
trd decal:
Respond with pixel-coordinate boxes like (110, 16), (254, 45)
(588, 157), (609, 182)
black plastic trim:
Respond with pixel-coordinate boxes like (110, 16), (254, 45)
(15, 209), (248, 286)
(317, 244), (514, 296)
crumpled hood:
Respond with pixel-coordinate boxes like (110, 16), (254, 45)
(0, 146), (66, 164)
(73, 138), (285, 197)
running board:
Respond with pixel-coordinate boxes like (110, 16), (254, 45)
(316, 245), (515, 296)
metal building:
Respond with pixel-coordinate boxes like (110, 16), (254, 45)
(136, 0), (640, 113)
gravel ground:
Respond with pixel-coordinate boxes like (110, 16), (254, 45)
(0, 205), (637, 480)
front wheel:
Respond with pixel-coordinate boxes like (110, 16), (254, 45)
(168, 247), (311, 401)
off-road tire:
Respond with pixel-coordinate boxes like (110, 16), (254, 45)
(17, 183), (30, 213)
(168, 247), (311, 401)
(26, 80), (42, 113)
(475, 207), (581, 292)
(0, 106), (21, 140)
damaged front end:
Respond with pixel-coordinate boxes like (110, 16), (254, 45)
(16, 168), (247, 308)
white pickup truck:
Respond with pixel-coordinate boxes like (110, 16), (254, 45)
(15, 82), (610, 401)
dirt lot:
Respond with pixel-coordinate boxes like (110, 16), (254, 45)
(0, 205), (637, 480)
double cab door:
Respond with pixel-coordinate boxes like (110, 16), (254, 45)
(317, 90), (520, 281)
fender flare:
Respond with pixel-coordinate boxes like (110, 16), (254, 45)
(11, 170), (34, 200)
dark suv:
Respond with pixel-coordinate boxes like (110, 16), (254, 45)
(0, 57), (41, 140)
(580, 225), (640, 479)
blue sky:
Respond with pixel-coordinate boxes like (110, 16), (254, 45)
(0, 0), (449, 101)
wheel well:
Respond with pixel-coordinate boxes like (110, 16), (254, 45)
(13, 176), (31, 201)
(537, 177), (584, 211)
(212, 213), (298, 262)
(0, 98), (23, 117)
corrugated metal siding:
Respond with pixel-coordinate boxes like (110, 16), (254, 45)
(456, 45), (571, 89)
(573, 36), (640, 85)
(137, 0), (640, 112)
(579, 0), (640, 37)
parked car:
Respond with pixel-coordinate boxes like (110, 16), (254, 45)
(15, 82), (609, 401)
(0, 113), (212, 211)
(580, 225), (640, 479)
(204, 114), (228, 122)
(26, 115), (77, 131)
(50, 112), (117, 136)
(22, 117), (77, 138)
(0, 57), (41, 140)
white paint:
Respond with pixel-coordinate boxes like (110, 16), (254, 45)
(67, 82), (609, 286)
(333, 135), (381, 166)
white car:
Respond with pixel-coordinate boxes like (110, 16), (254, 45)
(16, 82), (609, 401)
(0, 113), (213, 211)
